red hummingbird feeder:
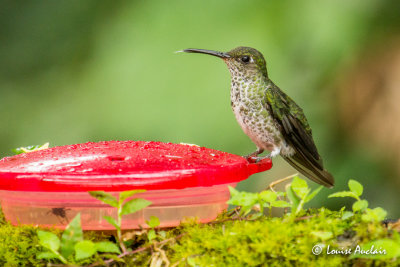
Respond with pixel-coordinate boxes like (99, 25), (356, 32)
(0, 141), (271, 229)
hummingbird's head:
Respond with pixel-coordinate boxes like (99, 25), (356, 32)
(182, 46), (268, 79)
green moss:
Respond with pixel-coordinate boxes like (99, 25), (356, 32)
(0, 211), (104, 266)
(0, 211), (51, 267)
(169, 209), (399, 267)
(0, 208), (398, 266)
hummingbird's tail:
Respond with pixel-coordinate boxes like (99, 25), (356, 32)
(284, 153), (334, 188)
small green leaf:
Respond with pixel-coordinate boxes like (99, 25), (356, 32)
(248, 212), (263, 220)
(259, 190), (277, 203)
(270, 200), (291, 208)
(227, 190), (258, 207)
(104, 216), (120, 230)
(240, 205), (254, 216)
(328, 191), (358, 199)
(228, 186), (239, 196)
(286, 185), (300, 213)
(120, 190), (146, 203)
(121, 198), (152, 215)
(304, 186), (323, 203)
(311, 231), (333, 241)
(146, 216), (160, 228)
(60, 213), (83, 258)
(12, 148), (24, 155)
(291, 177), (310, 199)
(362, 207), (387, 223)
(12, 142), (49, 155)
(37, 251), (59, 260)
(147, 229), (157, 241)
(75, 240), (96, 261)
(276, 191), (286, 197)
(95, 242), (121, 254)
(348, 179), (363, 197)
(341, 211), (354, 220)
(158, 231), (167, 239)
(38, 230), (60, 251)
(261, 202), (270, 208)
(352, 200), (368, 212)
(351, 239), (400, 259)
(89, 191), (118, 207)
(101, 253), (125, 262)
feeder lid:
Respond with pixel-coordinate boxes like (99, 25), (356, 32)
(0, 141), (272, 192)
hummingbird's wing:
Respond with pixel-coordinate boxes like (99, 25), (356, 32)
(265, 85), (334, 187)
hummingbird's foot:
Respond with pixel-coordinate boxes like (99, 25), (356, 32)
(244, 148), (264, 163)
(245, 147), (280, 163)
(254, 147), (281, 162)
(244, 148), (264, 159)
(255, 154), (272, 163)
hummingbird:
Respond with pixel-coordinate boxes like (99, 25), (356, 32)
(181, 47), (334, 188)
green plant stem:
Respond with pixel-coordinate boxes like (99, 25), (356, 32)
(51, 249), (68, 265)
(295, 199), (305, 216)
(117, 205), (127, 253)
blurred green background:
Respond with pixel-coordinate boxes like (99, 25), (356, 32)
(1, 0), (399, 216)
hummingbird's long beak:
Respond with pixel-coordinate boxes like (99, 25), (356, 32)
(181, 48), (230, 58)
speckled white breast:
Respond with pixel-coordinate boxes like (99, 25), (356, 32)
(229, 74), (295, 156)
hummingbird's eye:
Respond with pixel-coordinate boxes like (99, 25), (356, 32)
(241, 56), (250, 63)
